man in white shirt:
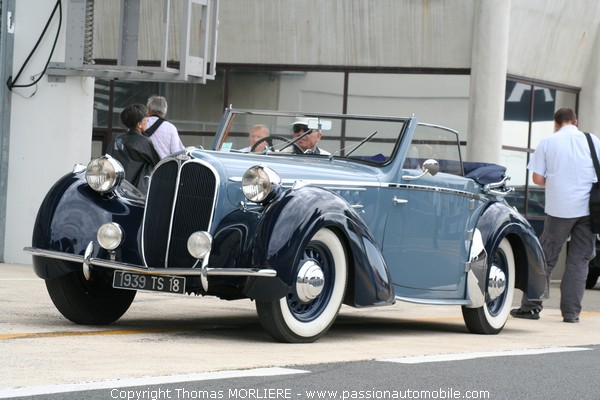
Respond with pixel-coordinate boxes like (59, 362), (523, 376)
(146, 96), (185, 159)
(511, 107), (600, 323)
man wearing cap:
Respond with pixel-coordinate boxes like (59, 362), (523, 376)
(291, 118), (330, 155)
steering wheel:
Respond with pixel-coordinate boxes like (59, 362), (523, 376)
(250, 135), (303, 154)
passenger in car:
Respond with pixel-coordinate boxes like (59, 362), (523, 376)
(240, 124), (270, 152)
(107, 104), (160, 193)
(291, 118), (330, 155)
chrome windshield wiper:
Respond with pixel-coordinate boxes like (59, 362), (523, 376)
(278, 129), (313, 153)
(329, 131), (378, 160)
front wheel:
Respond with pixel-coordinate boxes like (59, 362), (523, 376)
(46, 269), (136, 325)
(256, 228), (347, 343)
(462, 238), (515, 334)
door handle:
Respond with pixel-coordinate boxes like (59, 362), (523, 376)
(393, 197), (408, 205)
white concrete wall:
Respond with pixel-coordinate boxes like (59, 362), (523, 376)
(199, 0), (476, 68)
(578, 27), (600, 133)
(508, 0), (600, 87)
(93, 0), (476, 68)
(5, 1), (94, 264)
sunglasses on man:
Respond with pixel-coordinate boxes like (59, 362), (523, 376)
(292, 124), (313, 134)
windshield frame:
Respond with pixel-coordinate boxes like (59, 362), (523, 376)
(210, 108), (413, 166)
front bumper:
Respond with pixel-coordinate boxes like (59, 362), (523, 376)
(24, 243), (277, 292)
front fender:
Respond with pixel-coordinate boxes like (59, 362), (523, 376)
(31, 171), (145, 279)
(475, 201), (547, 301)
(242, 186), (394, 305)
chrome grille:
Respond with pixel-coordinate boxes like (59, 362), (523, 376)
(143, 159), (217, 268)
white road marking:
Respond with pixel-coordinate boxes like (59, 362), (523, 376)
(379, 346), (592, 364)
(0, 367), (310, 399)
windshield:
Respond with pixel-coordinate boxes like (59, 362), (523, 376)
(213, 109), (410, 165)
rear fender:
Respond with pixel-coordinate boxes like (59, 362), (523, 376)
(475, 202), (547, 301)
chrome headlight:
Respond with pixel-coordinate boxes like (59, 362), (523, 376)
(187, 231), (213, 259)
(85, 155), (124, 193)
(97, 223), (124, 251)
(242, 166), (281, 203)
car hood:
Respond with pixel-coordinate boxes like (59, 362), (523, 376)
(186, 149), (384, 227)
(190, 149), (385, 186)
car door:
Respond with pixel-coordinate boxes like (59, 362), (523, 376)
(381, 124), (475, 299)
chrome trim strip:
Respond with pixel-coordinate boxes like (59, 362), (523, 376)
(233, 177), (481, 199)
(463, 228), (487, 308)
(393, 184), (482, 200)
(464, 270), (485, 308)
(417, 122), (459, 135)
(24, 247), (277, 278)
(231, 176), (374, 189)
(163, 161), (184, 267)
(82, 241), (94, 280)
(205, 268), (277, 277)
(228, 108), (411, 123)
(25, 247), (83, 263)
(158, 161), (182, 268)
(72, 163), (86, 173)
(141, 158), (176, 268)
(323, 186), (368, 192)
(284, 179), (377, 188)
(395, 295), (471, 306)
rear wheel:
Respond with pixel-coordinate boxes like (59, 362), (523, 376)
(462, 238), (515, 334)
(46, 269), (136, 325)
(256, 228), (347, 343)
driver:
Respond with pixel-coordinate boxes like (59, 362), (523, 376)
(241, 124), (270, 152)
(291, 118), (330, 155)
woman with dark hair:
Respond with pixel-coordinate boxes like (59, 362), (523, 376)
(107, 104), (160, 193)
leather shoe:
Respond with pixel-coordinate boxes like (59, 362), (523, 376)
(563, 317), (580, 323)
(510, 308), (540, 320)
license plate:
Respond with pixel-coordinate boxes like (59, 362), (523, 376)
(113, 271), (186, 294)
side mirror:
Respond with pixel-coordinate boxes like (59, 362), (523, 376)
(402, 158), (440, 181)
(422, 159), (439, 176)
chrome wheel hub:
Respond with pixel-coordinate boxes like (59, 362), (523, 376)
(296, 260), (325, 303)
(488, 264), (507, 301)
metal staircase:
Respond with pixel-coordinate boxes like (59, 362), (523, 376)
(48, 0), (219, 83)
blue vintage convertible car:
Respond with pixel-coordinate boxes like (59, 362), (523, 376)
(25, 108), (547, 342)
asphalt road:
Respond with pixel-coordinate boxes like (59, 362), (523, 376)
(1, 263), (600, 398)
(5, 348), (600, 400)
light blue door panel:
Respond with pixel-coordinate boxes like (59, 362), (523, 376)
(382, 173), (473, 298)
